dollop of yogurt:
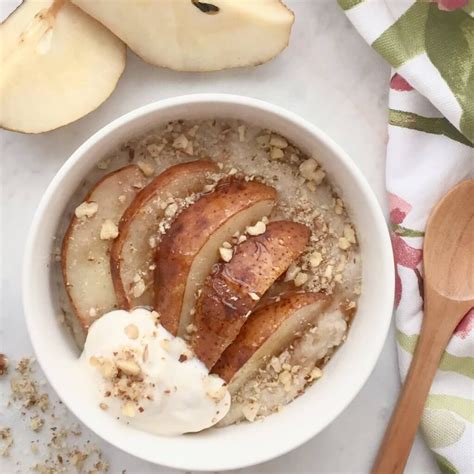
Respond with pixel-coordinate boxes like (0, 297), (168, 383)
(78, 308), (230, 435)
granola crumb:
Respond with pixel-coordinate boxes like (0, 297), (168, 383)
(100, 219), (119, 240)
(74, 202), (98, 219)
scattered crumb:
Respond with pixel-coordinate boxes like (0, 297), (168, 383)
(74, 202), (98, 219)
(100, 219), (119, 240)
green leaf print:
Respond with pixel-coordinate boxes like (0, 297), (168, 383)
(434, 453), (459, 474)
(396, 330), (474, 378)
(372, 2), (430, 68)
(338, 0), (365, 10)
(425, 4), (474, 141)
(426, 395), (474, 423)
(421, 409), (466, 449)
(391, 223), (425, 238)
(389, 110), (474, 147)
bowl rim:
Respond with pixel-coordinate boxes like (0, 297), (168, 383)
(23, 93), (394, 471)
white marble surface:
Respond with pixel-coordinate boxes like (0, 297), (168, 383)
(0, 0), (438, 472)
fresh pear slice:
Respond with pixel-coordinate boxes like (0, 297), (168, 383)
(110, 160), (218, 310)
(192, 221), (311, 369)
(61, 166), (149, 331)
(213, 292), (331, 394)
(0, 0), (126, 133)
(156, 178), (277, 337)
(71, 0), (294, 72)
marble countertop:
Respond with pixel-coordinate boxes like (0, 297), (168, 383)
(0, 0), (438, 472)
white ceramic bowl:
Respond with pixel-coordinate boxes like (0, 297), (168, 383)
(23, 94), (394, 471)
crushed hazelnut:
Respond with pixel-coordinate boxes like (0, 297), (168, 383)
(246, 221), (266, 236)
(30, 416), (44, 432)
(294, 272), (308, 287)
(99, 402), (108, 411)
(270, 147), (284, 160)
(132, 276), (146, 298)
(242, 402), (260, 422)
(338, 237), (351, 250)
(172, 134), (188, 150)
(221, 241), (232, 249)
(165, 202), (178, 217)
(100, 219), (119, 240)
(74, 201), (98, 219)
(344, 224), (356, 244)
(270, 356), (282, 373)
(137, 160), (155, 177)
(284, 263), (301, 282)
(219, 247), (233, 262)
(249, 292), (260, 301)
(309, 251), (322, 268)
(116, 359), (141, 376)
(308, 367), (323, 381)
(270, 135), (288, 149)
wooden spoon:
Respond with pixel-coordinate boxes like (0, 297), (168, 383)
(373, 179), (474, 474)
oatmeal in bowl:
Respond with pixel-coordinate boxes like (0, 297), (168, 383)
(24, 95), (394, 470)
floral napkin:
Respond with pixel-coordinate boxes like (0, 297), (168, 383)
(339, 1), (473, 472)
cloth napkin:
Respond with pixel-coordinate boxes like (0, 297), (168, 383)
(339, 1), (474, 472)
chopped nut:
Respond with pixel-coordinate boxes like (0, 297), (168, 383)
(187, 125), (199, 137)
(313, 169), (326, 185)
(148, 236), (157, 248)
(308, 367), (323, 381)
(172, 134), (188, 150)
(121, 402), (136, 417)
(270, 134), (288, 149)
(299, 159), (318, 180)
(137, 160), (155, 177)
(98, 359), (116, 379)
(242, 402), (260, 422)
(338, 237), (351, 250)
(284, 263), (301, 282)
(165, 202), (178, 217)
(294, 272), (308, 287)
(186, 324), (197, 334)
(278, 370), (292, 391)
(246, 221), (266, 236)
(219, 247), (233, 262)
(118, 194), (126, 203)
(116, 359), (141, 376)
(124, 324), (139, 340)
(306, 181), (317, 192)
(147, 143), (165, 158)
(30, 416), (44, 432)
(221, 241), (232, 249)
(74, 201), (98, 219)
(270, 356), (282, 373)
(100, 219), (119, 240)
(132, 276), (146, 298)
(324, 265), (334, 280)
(270, 147), (284, 160)
(309, 251), (322, 268)
(249, 292), (260, 301)
(99, 402), (108, 411)
(228, 167), (238, 176)
(256, 135), (270, 148)
(237, 234), (247, 243)
(344, 224), (356, 244)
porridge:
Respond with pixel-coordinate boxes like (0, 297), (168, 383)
(55, 119), (361, 432)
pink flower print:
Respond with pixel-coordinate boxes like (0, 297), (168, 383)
(390, 74), (414, 92)
(395, 265), (402, 307)
(433, 0), (468, 11)
(388, 192), (412, 225)
(391, 234), (423, 269)
(454, 309), (474, 339)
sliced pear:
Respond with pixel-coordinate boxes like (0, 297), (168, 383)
(213, 292), (331, 393)
(191, 221), (311, 369)
(156, 178), (277, 337)
(0, 0), (126, 133)
(110, 160), (218, 310)
(61, 165), (149, 330)
(71, 0), (294, 72)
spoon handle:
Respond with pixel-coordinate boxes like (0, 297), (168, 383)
(372, 292), (466, 474)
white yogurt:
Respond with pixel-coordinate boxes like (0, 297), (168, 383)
(78, 308), (230, 436)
